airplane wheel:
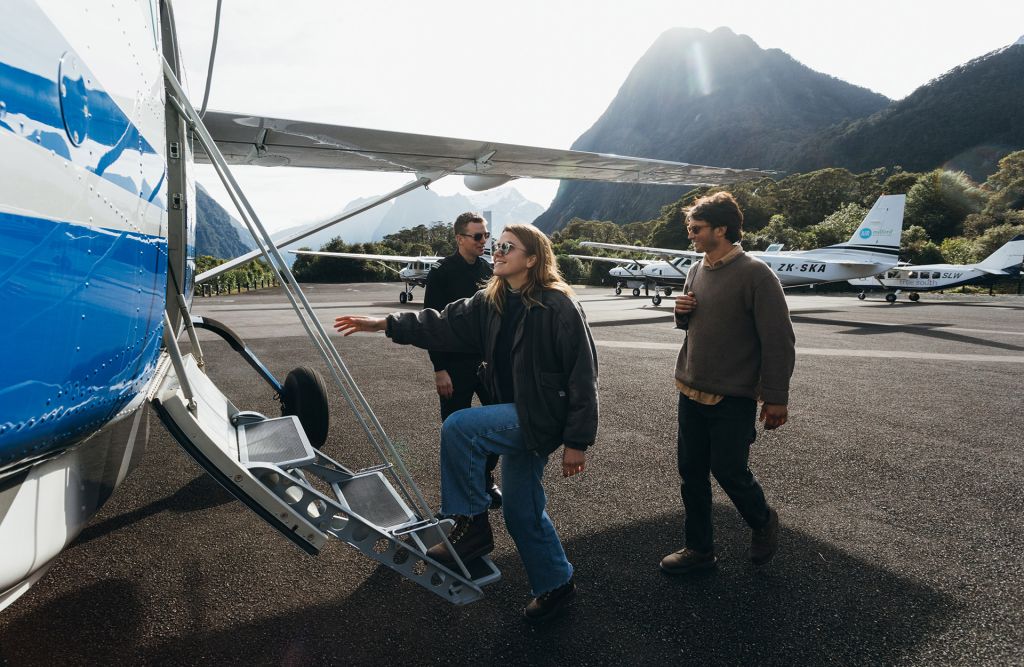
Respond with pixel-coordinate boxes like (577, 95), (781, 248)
(615, 287), (622, 295)
(280, 367), (330, 449)
(909, 293), (920, 302)
(885, 293), (897, 304)
(664, 288), (673, 297)
(406, 293), (414, 302)
(652, 295), (662, 306)
(632, 288), (641, 297)
(857, 292), (866, 300)
(399, 292), (407, 304)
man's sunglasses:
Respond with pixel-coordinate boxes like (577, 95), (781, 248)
(458, 232), (491, 242)
(492, 241), (521, 256)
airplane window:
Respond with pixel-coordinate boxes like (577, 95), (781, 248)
(909, 272), (918, 279)
(931, 272), (940, 279)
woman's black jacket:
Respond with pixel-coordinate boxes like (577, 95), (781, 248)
(385, 288), (598, 456)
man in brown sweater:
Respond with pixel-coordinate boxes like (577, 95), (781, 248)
(660, 192), (795, 575)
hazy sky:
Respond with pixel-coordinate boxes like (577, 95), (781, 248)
(173, 0), (1023, 234)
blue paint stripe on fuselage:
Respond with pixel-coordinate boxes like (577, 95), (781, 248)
(0, 55), (166, 210)
(0, 211), (167, 465)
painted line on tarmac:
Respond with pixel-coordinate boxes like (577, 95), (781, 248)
(593, 340), (1024, 363)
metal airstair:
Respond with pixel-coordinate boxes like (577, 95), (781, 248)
(154, 61), (498, 604)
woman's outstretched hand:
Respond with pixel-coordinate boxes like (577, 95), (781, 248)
(333, 315), (387, 336)
(562, 447), (586, 478)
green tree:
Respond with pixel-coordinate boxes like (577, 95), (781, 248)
(802, 203), (867, 248)
(744, 214), (805, 250)
(983, 150), (1024, 216)
(939, 237), (974, 264)
(905, 170), (987, 240)
(900, 225), (944, 264)
(556, 256), (586, 285)
(973, 223), (1024, 261)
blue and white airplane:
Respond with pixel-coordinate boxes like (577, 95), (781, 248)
(0, 0), (772, 610)
(848, 234), (1024, 302)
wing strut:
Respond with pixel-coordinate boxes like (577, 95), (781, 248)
(162, 61), (493, 602)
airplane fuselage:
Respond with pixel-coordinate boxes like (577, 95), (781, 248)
(0, 0), (179, 610)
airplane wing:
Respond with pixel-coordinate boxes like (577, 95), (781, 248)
(198, 111), (773, 186)
(290, 250), (441, 264)
(579, 241), (703, 259)
(568, 254), (652, 266)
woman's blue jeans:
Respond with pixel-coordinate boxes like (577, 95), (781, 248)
(440, 403), (573, 596)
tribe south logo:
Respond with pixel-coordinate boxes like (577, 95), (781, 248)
(859, 228), (873, 239)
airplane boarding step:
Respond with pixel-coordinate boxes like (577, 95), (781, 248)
(152, 353), (500, 605)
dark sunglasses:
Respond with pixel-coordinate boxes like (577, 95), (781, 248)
(458, 232), (491, 242)
(492, 241), (521, 256)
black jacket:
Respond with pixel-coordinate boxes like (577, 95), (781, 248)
(386, 289), (599, 455)
(422, 253), (492, 372)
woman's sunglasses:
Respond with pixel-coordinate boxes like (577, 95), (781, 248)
(492, 241), (521, 256)
(458, 232), (491, 242)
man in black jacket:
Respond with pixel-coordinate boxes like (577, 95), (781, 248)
(423, 212), (501, 507)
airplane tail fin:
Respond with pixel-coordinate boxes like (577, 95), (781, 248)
(976, 234), (1024, 273)
(843, 194), (906, 249)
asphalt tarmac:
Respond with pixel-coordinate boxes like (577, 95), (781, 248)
(2, 283), (1022, 665)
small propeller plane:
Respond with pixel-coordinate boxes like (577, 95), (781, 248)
(848, 234), (1024, 302)
(567, 255), (653, 296)
(0, 0), (772, 610)
(580, 195), (906, 305)
(290, 250), (446, 304)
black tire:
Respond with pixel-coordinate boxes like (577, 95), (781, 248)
(652, 295), (662, 306)
(909, 292), (920, 302)
(632, 288), (641, 297)
(399, 291), (407, 304)
(664, 288), (673, 297)
(885, 293), (897, 304)
(406, 293), (414, 302)
(615, 287), (622, 295)
(280, 367), (330, 449)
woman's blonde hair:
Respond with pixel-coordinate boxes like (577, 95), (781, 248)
(484, 224), (573, 313)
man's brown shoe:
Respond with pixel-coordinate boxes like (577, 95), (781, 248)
(659, 547), (717, 575)
(750, 507), (779, 565)
(426, 513), (494, 565)
(524, 577), (576, 623)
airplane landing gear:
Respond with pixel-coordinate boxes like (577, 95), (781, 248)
(632, 287), (641, 297)
(399, 290), (414, 304)
(652, 295), (662, 306)
(664, 288), (673, 296)
(615, 282), (623, 295)
(885, 293), (897, 304)
(909, 292), (920, 302)
(857, 292), (866, 300)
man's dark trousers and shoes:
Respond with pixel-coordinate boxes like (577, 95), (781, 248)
(524, 577), (576, 624)
(660, 547), (717, 575)
(670, 394), (775, 566)
(751, 506), (779, 565)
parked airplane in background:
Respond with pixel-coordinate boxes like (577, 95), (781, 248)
(291, 250), (447, 303)
(849, 234), (1024, 302)
(1, 0), (771, 610)
(567, 255), (652, 296)
(581, 195), (906, 305)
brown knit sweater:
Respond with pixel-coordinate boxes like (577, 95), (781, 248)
(674, 249), (795, 405)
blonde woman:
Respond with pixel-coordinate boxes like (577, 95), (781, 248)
(334, 224), (598, 623)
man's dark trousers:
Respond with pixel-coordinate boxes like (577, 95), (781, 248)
(677, 393), (771, 553)
(439, 359), (498, 483)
